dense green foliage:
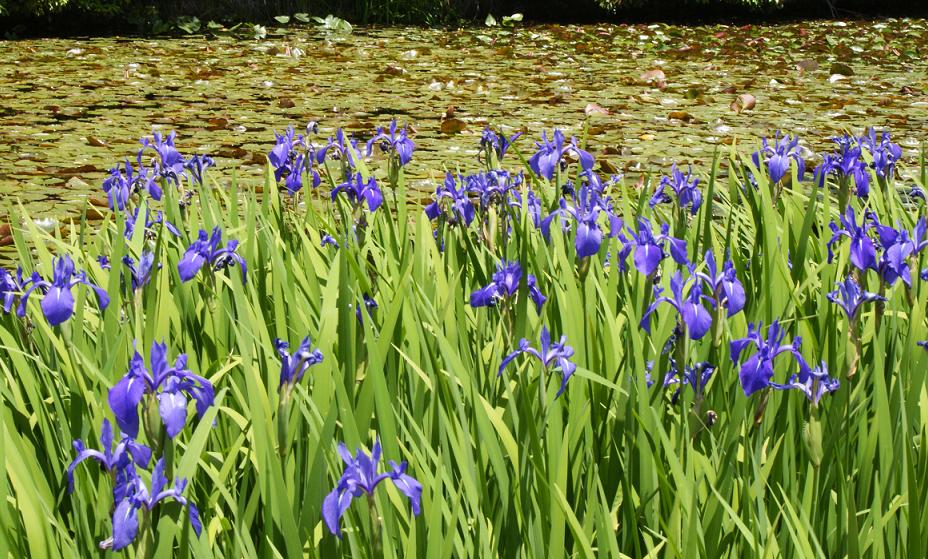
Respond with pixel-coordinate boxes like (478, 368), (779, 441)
(1, 125), (927, 557)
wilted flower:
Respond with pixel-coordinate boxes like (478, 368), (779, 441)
(108, 341), (214, 439)
(499, 326), (576, 398)
(770, 361), (839, 406)
(470, 261), (546, 312)
(663, 361), (715, 404)
(826, 276), (885, 320)
(528, 129), (594, 180)
(122, 252), (157, 292)
(640, 270), (714, 340)
(274, 337), (324, 390)
(650, 164), (702, 215)
(322, 438), (422, 537)
(752, 132), (805, 184)
(17, 255), (109, 326)
(66, 419), (151, 494)
(101, 458), (202, 551)
(178, 227), (247, 283)
(366, 119), (415, 166)
(730, 320), (807, 396)
(123, 207), (180, 241)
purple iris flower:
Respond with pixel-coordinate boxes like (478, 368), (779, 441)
(859, 128), (902, 180)
(97, 256), (112, 270)
(66, 419), (151, 494)
(103, 458), (202, 551)
(730, 320), (807, 396)
(316, 128), (360, 167)
(332, 172), (384, 213)
(366, 119), (415, 166)
(640, 270), (714, 340)
(0, 267), (21, 313)
(650, 164), (702, 215)
(480, 127), (522, 161)
(813, 135), (869, 196)
(178, 227), (247, 283)
(321, 233), (339, 249)
(102, 159), (158, 210)
(356, 294), (377, 325)
(663, 361), (715, 404)
(274, 337), (324, 390)
(268, 127), (320, 195)
(184, 154), (215, 185)
(122, 252), (157, 292)
(269, 126), (303, 181)
(107, 341), (214, 439)
(827, 205), (877, 271)
(827, 276), (885, 319)
(918, 341), (928, 350)
(540, 183), (624, 259)
(625, 218), (689, 276)
(466, 169), (523, 211)
(322, 438), (422, 537)
(124, 208), (180, 241)
(752, 133), (806, 184)
(770, 361), (839, 406)
(499, 326), (577, 398)
(693, 250), (746, 317)
(139, 131), (187, 185)
(470, 261), (546, 312)
(528, 129), (594, 180)
(17, 255), (109, 326)
(870, 216), (927, 287)
(424, 172), (476, 226)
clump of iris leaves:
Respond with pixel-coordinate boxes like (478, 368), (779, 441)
(1, 118), (927, 558)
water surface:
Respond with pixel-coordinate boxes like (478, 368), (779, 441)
(1, 20), (926, 220)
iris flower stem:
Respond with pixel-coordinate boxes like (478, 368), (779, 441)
(836, 178), (850, 216)
(367, 494), (382, 558)
(847, 318), (861, 379)
(874, 282), (886, 333)
(277, 388), (292, 460)
(137, 509), (154, 559)
(753, 389), (770, 429)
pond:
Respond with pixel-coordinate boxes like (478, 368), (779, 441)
(1, 19), (927, 221)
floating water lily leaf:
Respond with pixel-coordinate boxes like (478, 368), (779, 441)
(274, 16), (290, 25)
(829, 62), (854, 76)
(440, 118), (466, 134)
(86, 136), (106, 147)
